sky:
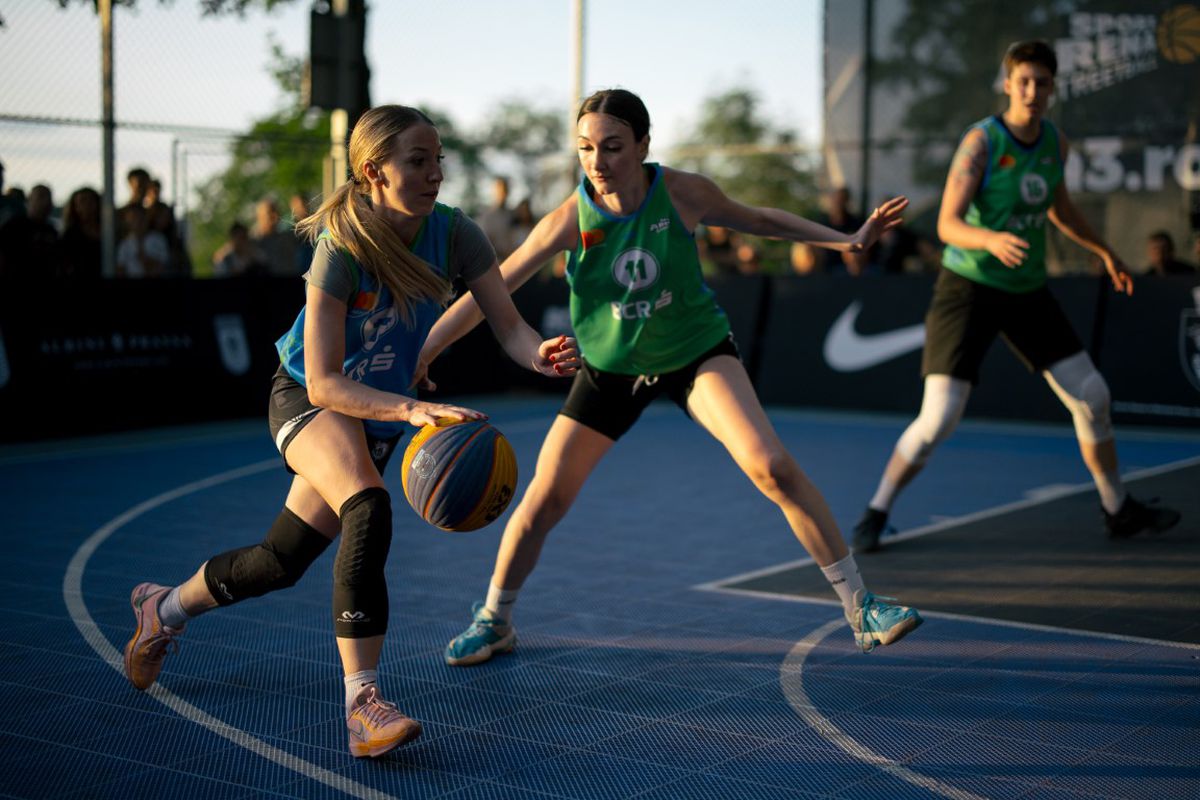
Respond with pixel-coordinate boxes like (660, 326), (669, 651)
(0, 0), (824, 209)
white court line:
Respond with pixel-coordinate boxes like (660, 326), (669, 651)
(696, 452), (1200, 591)
(63, 459), (405, 800)
(780, 620), (990, 800)
(61, 415), (561, 800)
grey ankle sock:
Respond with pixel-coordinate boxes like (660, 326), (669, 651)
(157, 586), (190, 630)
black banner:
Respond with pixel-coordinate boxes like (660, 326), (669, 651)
(2, 273), (1197, 443)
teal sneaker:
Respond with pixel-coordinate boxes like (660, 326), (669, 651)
(444, 602), (516, 666)
(850, 590), (922, 653)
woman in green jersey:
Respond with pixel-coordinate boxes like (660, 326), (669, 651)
(851, 41), (1180, 553)
(417, 88), (922, 665)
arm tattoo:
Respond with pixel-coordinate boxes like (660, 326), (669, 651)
(950, 137), (985, 185)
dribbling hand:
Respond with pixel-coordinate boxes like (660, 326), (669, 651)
(1102, 253), (1134, 296)
(405, 401), (486, 428)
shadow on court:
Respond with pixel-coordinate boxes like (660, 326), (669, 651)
(724, 462), (1200, 644)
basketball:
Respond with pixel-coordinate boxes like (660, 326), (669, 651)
(1157, 4), (1200, 64)
(401, 418), (517, 532)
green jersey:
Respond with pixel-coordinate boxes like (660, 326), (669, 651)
(566, 164), (730, 375)
(942, 116), (1063, 293)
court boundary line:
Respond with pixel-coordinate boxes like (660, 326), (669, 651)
(64, 459), (404, 800)
(780, 620), (990, 800)
(695, 453), (1200, 652)
(60, 414), (565, 800)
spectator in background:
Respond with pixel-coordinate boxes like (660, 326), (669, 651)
(0, 183), (61, 278)
(1143, 230), (1196, 275)
(477, 176), (516, 261)
(817, 186), (868, 276)
(0, 161), (25, 230)
(868, 195), (920, 274)
(735, 241), (762, 274)
(252, 197), (299, 276)
(697, 224), (742, 274)
(1192, 232), (1200, 266)
(790, 241), (820, 275)
(212, 221), (268, 277)
(60, 186), (103, 281)
(290, 192), (316, 273)
(119, 167), (152, 237)
(115, 203), (169, 278)
(511, 198), (535, 250)
(144, 178), (188, 276)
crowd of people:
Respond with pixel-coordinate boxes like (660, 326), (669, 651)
(1, 161), (1195, 283)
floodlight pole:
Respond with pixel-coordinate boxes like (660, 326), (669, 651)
(99, 0), (116, 278)
(328, 0), (350, 194)
(569, 0), (585, 182)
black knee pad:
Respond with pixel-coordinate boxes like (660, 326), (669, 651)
(332, 487), (393, 638)
(204, 507), (332, 606)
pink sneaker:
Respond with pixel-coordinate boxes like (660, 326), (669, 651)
(123, 582), (183, 691)
(346, 685), (423, 758)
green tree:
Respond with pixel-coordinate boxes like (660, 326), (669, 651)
(675, 87), (818, 272)
(483, 99), (565, 208)
(187, 41), (329, 274)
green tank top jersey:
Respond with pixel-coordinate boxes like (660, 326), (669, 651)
(942, 116), (1063, 293)
(566, 164), (730, 375)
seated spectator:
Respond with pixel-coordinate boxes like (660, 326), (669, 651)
(119, 166), (152, 238)
(1144, 230), (1196, 275)
(0, 160), (24, 230)
(116, 204), (169, 278)
(511, 198), (535, 251)
(252, 197), (298, 276)
(0, 183), (61, 278)
(212, 221), (268, 277)
(477, 176), (516, 262)
(59, 186), (103, 281)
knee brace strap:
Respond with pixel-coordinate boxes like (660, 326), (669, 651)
(333, 487), (393, 638)
(204, 507), (332, 606)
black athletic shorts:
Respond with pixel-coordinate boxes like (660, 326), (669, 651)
(922, 268), (1083, 385)
(560, 333), (741, 441)
(267, 366), (403, 475)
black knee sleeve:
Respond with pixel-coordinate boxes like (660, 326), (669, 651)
(332, 487), (393, 638)
(204, 507), (332, 606)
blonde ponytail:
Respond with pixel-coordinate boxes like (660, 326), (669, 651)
(296, 106), (453, 326)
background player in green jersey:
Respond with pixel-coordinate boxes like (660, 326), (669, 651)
(418, 89), (923, 665)
(852, 41), (1180, 553)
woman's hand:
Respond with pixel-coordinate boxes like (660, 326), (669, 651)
(1101, 252), (1134, 296)
(533, 335), (580, 378)
(850, 196), (909, 251)
(402, 399), (486, 428)
(985, 231), (1031, 268)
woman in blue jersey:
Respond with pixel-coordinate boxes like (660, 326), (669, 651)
(121, 105), (578, 758)
(416, 89), (922, 667)
(851, 41), (1179, 553)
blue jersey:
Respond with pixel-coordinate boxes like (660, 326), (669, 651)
(276, 204), (455, 438)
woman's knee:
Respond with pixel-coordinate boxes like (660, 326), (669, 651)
(743, 449), (800, 497)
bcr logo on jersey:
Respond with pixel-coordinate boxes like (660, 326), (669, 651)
(611, 248), (660, 291)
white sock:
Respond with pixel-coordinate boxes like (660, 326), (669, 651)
(820, 554), (867, 621)
(485, 583), (519, 625)
(157, 586), (192, 630)
(344, 669), (378, 715)
(868, 477), (899, 513)
(1094, 469), (1127, 515)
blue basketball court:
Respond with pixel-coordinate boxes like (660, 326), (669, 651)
(2, 396), (1198, 799)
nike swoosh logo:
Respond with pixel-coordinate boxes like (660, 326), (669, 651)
(823, 301), (925, 372)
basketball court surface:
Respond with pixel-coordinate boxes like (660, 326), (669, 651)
(2, 395), (1198, 799)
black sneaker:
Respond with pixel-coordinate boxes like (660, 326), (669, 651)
(852, 507), (891, 553)
(1104, 496), (1181, 539)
